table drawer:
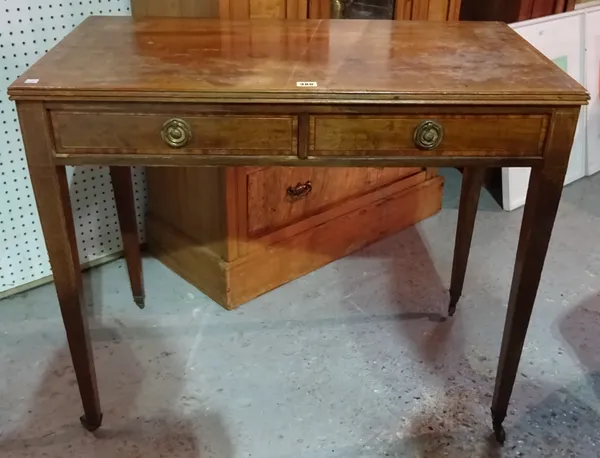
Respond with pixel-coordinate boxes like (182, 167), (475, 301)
(51, 111), (298, 155)
(309, 115), (548, 157)
(245, 166), (422, 237)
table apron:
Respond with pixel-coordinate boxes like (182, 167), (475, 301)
(45, 103), (560, 168)
(52, 153), (544, 168)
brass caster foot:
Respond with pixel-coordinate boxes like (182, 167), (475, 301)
(493, 421), (506, 444)
(134, 295), (145, 309)
(448, 293), (459, 317)
(80, 413), (103, 432)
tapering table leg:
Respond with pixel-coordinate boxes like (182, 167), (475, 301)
(449, 167), (486, 316)
(18, 102), (103, 430)
(110, 166), (145, 309)
(491, 108), (579, 443)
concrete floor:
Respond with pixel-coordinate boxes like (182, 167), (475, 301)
(1, 169), (600, 457)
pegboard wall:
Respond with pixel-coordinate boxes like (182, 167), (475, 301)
(0, 0), (147, 294)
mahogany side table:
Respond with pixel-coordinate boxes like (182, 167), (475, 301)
(8, 17), (588, 443)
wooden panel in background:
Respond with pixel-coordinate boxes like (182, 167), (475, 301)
(555, 0), (568, 13)
(460, 0), (523, 22)
(460, 0), (574, 22)
(287, 0), (308, 18)
(308, 0), (329, 18)
(394, 0), (414, 19)
(447, 0), (461, 19)
(427, 0), (450, 20)
(225, 0), (307, 18)
(133, 0), (307, 24)
(250, 0), (286, 17)
(131, 0), (219, 17)
(411, 0), (430, 19)
(147, 167), (231, 259)
(220, 0), (251, 18)
(518, 0), (536, 20)
(531, 0), (556, 18)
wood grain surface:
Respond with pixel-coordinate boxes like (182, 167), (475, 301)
(8, 17), (587, 104)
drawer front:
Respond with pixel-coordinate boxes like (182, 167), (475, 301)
(310, 115), (548, 157)
(246, 166), (422, 237)
(51, 111), (297, 155)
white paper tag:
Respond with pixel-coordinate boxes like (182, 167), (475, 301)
(24, 78), (39, 84)
(296, 81), (317, 87)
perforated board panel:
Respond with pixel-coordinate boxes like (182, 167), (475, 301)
(0, 0), (146, 294)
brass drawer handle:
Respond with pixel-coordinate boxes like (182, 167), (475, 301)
(162, 118), (192, 148)
(414, 120), (443, 150)
(286, 181), (312, 200)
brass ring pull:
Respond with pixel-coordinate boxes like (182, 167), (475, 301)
(414, 120), (444, 150)
(162, 118), (192, 148)
(286, 181), (312, 200)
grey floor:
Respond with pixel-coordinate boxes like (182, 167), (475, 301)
(1, 169), (600, 458)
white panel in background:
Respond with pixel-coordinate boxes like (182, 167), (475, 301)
(0, 0), (145, 294)
(505, 13), (586, 211)
(585, 10), (600, 176)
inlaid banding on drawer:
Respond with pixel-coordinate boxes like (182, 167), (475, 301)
(310, 115), (548, 157)
(51, 112), (298, 155)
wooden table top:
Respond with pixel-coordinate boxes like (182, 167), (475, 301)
(8, 16), (588, 105)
